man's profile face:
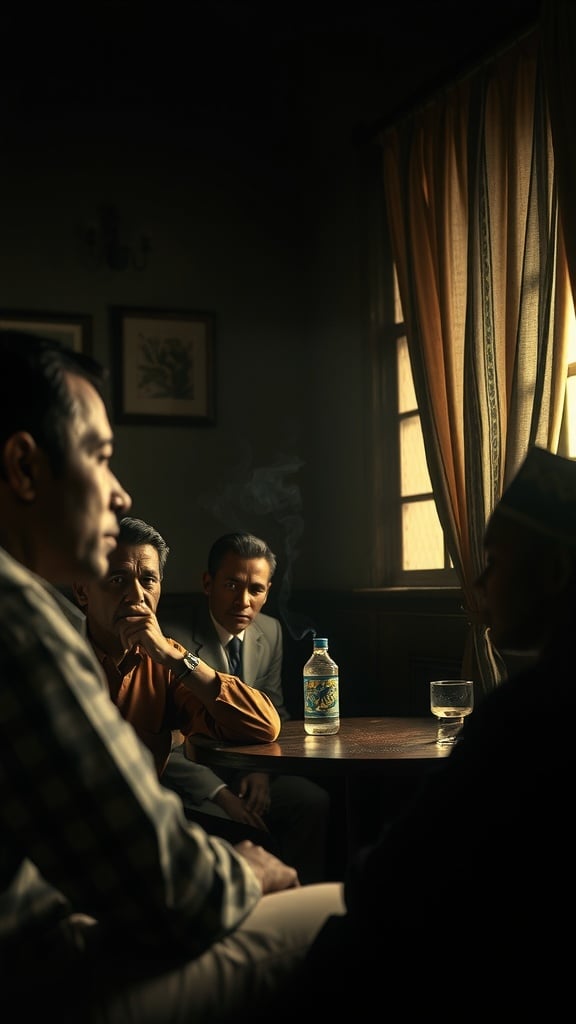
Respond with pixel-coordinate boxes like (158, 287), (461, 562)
(204, 552), (271, 635)
(74, 542), (161, 651)
(474, 512), (562, 652)
(33, 373), (131, 585)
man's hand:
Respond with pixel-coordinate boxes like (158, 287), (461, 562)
(118, 605), (221, 701)
(117, 603), (174, 663)
(236, 772), (271, 816)
(215, 787), (269, 832)
(235, 840), (300, 892)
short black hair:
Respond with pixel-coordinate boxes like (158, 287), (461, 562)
(118, 516), (170, 577)
(0, 330), (108, 478)
(207, 532), (277, 578)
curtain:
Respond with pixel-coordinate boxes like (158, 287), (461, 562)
(379, 24), (570, 696)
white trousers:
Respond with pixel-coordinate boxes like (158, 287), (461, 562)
(91, 882), (344, 1023)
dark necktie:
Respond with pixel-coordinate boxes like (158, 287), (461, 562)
(228, 635), (242, 677)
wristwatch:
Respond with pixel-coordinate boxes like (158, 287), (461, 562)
(173, 650), (200, 681)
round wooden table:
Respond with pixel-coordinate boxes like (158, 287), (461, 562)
(186, 717), (450, 861)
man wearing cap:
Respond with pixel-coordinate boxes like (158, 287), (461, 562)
(275, 445), (574, 1018)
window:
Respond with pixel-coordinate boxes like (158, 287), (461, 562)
(383, 263), (576, 587)
(397, 333), (453, 575)
(387, 267), (457, 587)
(371, 22), (576, 600)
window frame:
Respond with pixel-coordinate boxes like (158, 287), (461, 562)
(370, 195), (458, 589)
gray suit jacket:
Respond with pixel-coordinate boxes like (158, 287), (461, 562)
(162, 603), (289, 805)
(186, 603), (288, 720)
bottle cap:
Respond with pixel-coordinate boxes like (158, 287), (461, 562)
(314, 637), (328, 647)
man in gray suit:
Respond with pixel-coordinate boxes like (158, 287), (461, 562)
(162, 532), (331, 884)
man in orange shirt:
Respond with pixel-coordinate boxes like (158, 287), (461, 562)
(73, 515), (280, 843)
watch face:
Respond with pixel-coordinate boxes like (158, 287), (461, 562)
(184, 652), (199, 672)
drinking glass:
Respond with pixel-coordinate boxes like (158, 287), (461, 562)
(430, 680), (474, 745)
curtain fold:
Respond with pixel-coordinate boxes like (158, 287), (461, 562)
(379, 24), (569, 695)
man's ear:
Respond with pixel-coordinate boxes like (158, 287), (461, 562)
(202, 571), (212, 596)
(72, 582), (89, 608)
(2, 432), (40, 500)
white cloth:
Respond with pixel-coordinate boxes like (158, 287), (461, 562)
(90, 883), (345, 1023)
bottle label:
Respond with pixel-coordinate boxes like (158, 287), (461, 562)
(304, 675), (339, 718)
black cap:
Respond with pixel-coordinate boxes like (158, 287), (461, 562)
(495, 445), (576, 547)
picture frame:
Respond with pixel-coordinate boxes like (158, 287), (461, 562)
(110, 306), (216, 426)
(0, 310), (92, 353)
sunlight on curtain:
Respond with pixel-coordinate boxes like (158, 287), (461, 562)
(379, 26), (570, 695)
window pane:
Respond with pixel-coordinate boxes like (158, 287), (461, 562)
(400, 415), (432, 495)
(393, 262), (403, 324)
(568, 313), (576, 362)
(402, 500), (445, 570)
(566, 375), (576, 457)
(397, 336), (416, 413)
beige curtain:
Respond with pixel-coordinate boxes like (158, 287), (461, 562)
(379, 24), (570, 695)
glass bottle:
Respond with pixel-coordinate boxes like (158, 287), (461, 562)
(303, 636), (340, 735)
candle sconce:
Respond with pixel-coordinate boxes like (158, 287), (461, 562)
(78, 205), (150, 271)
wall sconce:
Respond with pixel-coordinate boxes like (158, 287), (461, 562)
(78, 205), (151, 271)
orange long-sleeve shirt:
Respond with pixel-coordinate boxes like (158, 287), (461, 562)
(91, 636), (281, 776)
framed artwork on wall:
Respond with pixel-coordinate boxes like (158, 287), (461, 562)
(0, 310), (92, 353)
(109, 306), (216, 426)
